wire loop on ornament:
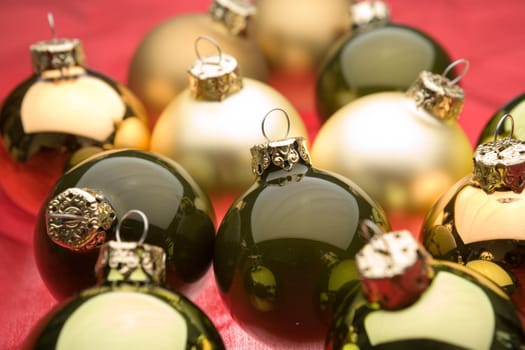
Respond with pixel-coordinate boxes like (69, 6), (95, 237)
(442, 58), (470, 86)
(47, 12), (57, 40)
(493, 113), (515, 143)
(261, 107), (291, 142)
(115, 209), (149, 245)
(359, 219), (385, 241)
(194, 35), (223, 66)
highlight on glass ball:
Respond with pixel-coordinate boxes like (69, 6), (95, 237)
(128, 0), (268, 115)
(421, 114), (525, 313)
(34, 149), (216, 301)
(0, 13), (150, 165)
(312, 59), (473, 225)
(24, 210), (225, 350)
(213, 108), (390, 347)
(150, 36), (307, 199)
(315, 0), (455, 121)
(326, 223), (525, 349)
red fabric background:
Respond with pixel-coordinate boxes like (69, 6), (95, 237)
(0, 1), (524, 349)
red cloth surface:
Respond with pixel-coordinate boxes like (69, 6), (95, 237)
(0, 1), (524, 349)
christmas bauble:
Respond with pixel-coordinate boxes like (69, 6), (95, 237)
(150, 41), (308, 199)
(478, 93), (525, 145)
(316, 0), (454, 121)
(0, 17), (150, 214)
(311, 63), (473, 228)
(326, 229), (525, 349)
(421, 114), (525, 316)
(213, 115), (389, 347)
(25, 211), (225, 350)
(127, 0), (268, 116)
(253, 0), (352, 74)
(34, 149), (215, 301)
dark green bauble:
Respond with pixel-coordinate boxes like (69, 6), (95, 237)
(316, 23), (453, 122)
(326, 261), (525, 350)
(213, 136), (389, 347)
(477, 93), (525, 145)
(34, 149), (215, 301)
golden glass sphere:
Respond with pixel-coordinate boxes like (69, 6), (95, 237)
(253, 0), (352, 73)
(150, 78), (308, 197)
(128, 8), (268, 115)
(311, 91), (473, 218)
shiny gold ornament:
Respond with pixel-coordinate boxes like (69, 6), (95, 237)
(311, 60), (473, 226)
(253, 0), (352, 73)
(421, 114), (525, 314)
(0, 14), (150, 215)
(127, 0), (268, 115)
(150, 38), (308, 198)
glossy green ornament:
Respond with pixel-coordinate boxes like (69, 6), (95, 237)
(34, 149), (215, 301)
(213, 109), (389, 347)
(326, 228), (525, 350)
(478, 93), (525, 145)
(24, 210), (225, 350)
(316, 0), (453, 121)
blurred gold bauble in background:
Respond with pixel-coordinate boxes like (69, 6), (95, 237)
(128, 1), (269, 116)
(311, 66), (473, 230)
(253, 0), (352, 74)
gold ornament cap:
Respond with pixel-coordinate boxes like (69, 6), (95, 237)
(209, 0), (256, 36)
(473, 114), (525, 194)
(351, 0), (390, 29)
(46, 187), (116, 252)
(30, 13), (85, 75)
(250, 108), (311, 176)
(406, 59), (468, 121)
(95, 210), (166, 285)
(188, 35), (243, 101)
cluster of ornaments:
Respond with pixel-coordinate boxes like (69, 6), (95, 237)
(2, 0), (525, 349)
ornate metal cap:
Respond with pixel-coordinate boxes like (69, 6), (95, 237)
(209, 0), (256, 36)
(473, 114), (525, 194)
(188, 36), (243, 101)
(250, 108), (311, 176)
(46, 188), (116, 252)
(351, 0), (390, 30)
(356, 220), (432, 309)
(95, 210), (166, 285)
(30, 13), (85, 75)
(406, 59), (468, 121)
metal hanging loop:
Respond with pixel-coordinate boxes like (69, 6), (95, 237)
(115, 209), (149, 245)
(261, 108), (291, 142)
(493, 113), (515, 143)
(194, 35), (223, 66)
(359, 219), (384, 241)
(47, 12), (58, 40)
(442, 58), (470, 86)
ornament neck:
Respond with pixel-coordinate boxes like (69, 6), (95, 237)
(46, 188), (116, 252)
(350, 0), (390, 31)
(188, 36), (243, 101)
(472, 115), (525, 194)
(250, 137), (311, 178)
(406, 60), (468, 121)
(30, 38), (85, 78)
(356, 227), (433, 310)
(95, 240), (166, 286)
(209, 0), (256, 36)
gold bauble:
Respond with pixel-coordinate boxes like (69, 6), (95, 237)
(253, 0), (352, 73)
(150, 78), (307, 197)
(128, 2), (268, 116)
(311, 68), (473, 222)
